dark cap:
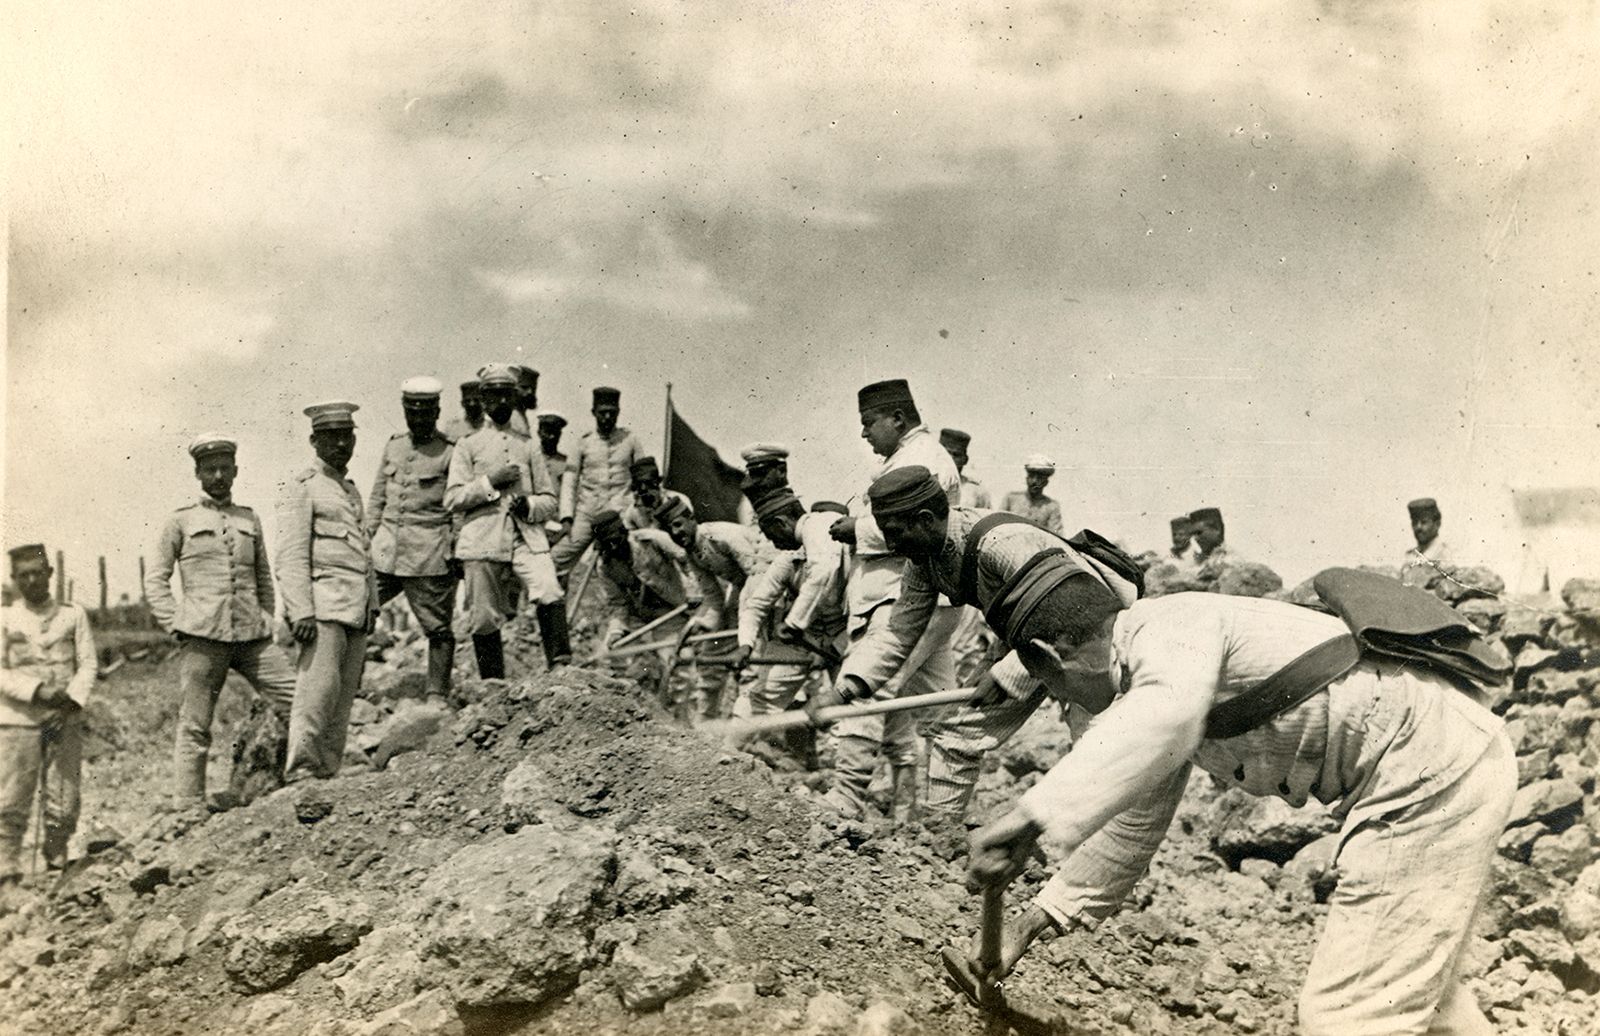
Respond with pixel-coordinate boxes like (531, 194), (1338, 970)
(459, 379), (482, 394)
(857, 378), (916, 415)
(1189, 507), (1223, 525)
(515, 366), (539, 385)
(868, 465), (946, 517)
(7, 544), (47, 566)
(630, 456), (661, 480)
(1407, 497), (1440, 516)
(939, 428), (971, 450)
(592, 510), (625, 538)
(1169, 515), (1192, 532)
(654, 495), (693, 523)
(592, 386), (621, 406)
(537, 411), (567, 429)
(753, 487), (803, 520)
(810, 500), (849, 516)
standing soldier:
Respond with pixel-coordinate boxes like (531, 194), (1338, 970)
(276, 401), (378, 783)
(1167, 515), (1197, 567)
(146, 433), (295, 806)
(619, 456), (690, 531)
(940, 427), (994, 684)
(441, 379), (486, 442)
(1401, 497), (1452, 587)
(507, 365), (538, 437)
(445, 364), (570, 677)
(0, 544), (96, 881)
(537, 412), (570, 546)
(1188, 506), (1230, 571)
(366, 378), (459, 698)
(1003, 455), (1064, 534)
(940, 429), (991, 508)
(552, 387), (643, 578)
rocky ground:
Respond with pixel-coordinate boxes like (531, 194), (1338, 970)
(1, 579), (1597, 1035)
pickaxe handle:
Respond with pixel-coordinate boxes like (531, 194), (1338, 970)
(598, 628), (735, 661)
(605, 604), (689, 651)
(710, 686), (976, 737)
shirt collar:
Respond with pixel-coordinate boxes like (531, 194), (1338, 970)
(199, 495), (232, 510)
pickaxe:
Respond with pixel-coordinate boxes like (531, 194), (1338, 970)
(702, 685), (978, 739)
(940, 884), (1063, 1035)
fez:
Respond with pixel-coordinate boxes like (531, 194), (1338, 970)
(857, 378), (916, 415)
(476, 363), (518, 388)
(592, 510), (625, 539)
(1407, 498), (1441, 517)
(939, 428), (972, 450)
(592, 387), (622, 406)
(303, 401), (359, 431)
(868, 465), (946, 517)
(1190, 507), (1223, 525)
(459, 379), (481, 393)
(630, 456), (661, 480)
(537, 411), (568, 429)
(810, 501), (849, 515)
(7, 544), (48, 566)
(654, 495), (693, 523)
(1023, 453), (1057, 473)
(754, 488), (803, 520)
(1170, 516), (1192, 532)
(514, 365), (539, 384)
(739, 442), (791, 465)
(188, 432), (237, 459)
(400, 376), (444, 404)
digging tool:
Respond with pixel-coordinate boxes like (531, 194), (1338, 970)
(564, 546), (598, 622)
(940, 884), (1061, 1035)
(702, 685), (977, 739)
(597, 628), (735, 662)
(686, 653), (822, 668)
(656, 618), (699, 714)
(601, 604), (690, 656)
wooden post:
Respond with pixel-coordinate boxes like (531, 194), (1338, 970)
(67, 579), (75, 603)
(98, 556), (108, 612)
(138, 556), (148, 602)
(55, 550), (65, 603)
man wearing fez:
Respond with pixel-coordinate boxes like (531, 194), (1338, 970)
(444, 364), (569, 676)
(504, 365), (537, 437)
(366, 378), (459, 698)
(619, 456), (691, 531)
(939, 428), (991, 509)
(739, 442), (791, 529)
(826, 378), (962, 819)
(147, 433), (295, 806)
(656, 494), (772, 719)
(591, 509), (720, 651)
(276, 401), (378, 783)
(537, 412), (570, 544)
(1, 545), (96, 880)
(823, 465), (1139, 829)
(1168, 514), (1196, 566)
(1003, 454), (1065, 535)
(1189, 506), (1229, 567)
(1402, 497), (1452, 586)
(552, 386), (644, 577)
(441, 379), (485, 442)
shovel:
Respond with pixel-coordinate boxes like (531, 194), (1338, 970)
(940, 885), (1062, 1036)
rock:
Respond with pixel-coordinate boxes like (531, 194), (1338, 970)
(127, 915), (187, 968)
(371, 698), (452, 768)
(1507, 779), (1583, 828)
(1211, 794), (1339, 867)
(1144, 561), (1206, 598)
(1429, 566), (1505, 604)
(695, 981), (757, 1019)
(354, 989), (464, 1036)
(1505, 927), (1575, 970)
(854, 1001), (917, 1035)
(128, 864), (171, 895)
(612, 928), (706, 1012)
(1561, 577), (1600, 615)
(294, 789), (335, 825)
(413, 825), (615, 1009)
(83, 825), (122, 855)
(229, 696), (288, 806)
(1457, 596), (1507, 634)
(997, 731), (1073, 779)
(614, 846), (695, 915)
(499, 759), (555, 809)
(753, 962), (784, 996)
(1529, 826), (1594, 882)
(804, 990), (856, 1033)
(332, 925), (423, 1011)
(1516, 749), (1553, 787)
(1212, 562), (1284, 598)
(1514, 644), (1559, 681)
(1577, 860), (1600, 897)
(886, 911), (927, 945)
(1498, 823), (1545, 863)
(348, 699), (381, 726)
(221, 887), (375, 992)
(1500, 608), (1555, 649)
(1560, 887), (1600, 941)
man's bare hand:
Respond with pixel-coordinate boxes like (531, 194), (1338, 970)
(828, 517), (857, 545)
(291, 618), (319, 644)
(966, 808), (1044, 891)
(488, 463), (522, 489)
(971, 669), (1008, 707)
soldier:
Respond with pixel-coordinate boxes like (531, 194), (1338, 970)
(825, 466), (1139, 829)
(444, 364), (569, 676)
(0, 544), (96, 881)
(366, 378), (459, 697)
(1167, 514), (1196, 566)
(618, 456), (690, 531)
(1003, 455), (1064, 535)
(537, 412), (570, 544)
(591, 509), (720, 648)
(1188, 506), (1229, 569)
(276, 401), (378, 783)
(552, 387), (643, 577)
(507, 365), (538, 437)
(824, 378), (962, 820)
(655, 495), (772, 719)
(740, 442), (790, 502)
(146, 433), (295, 806)
(441, 379), (486, 442)
(1401, 497), (1452, 586)
(940, 428), (991, 508)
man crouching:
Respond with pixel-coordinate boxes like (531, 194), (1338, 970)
(964, 587), (1514, 1035)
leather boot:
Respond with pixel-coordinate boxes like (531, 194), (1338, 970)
(472, 632), (505, 679)
(889, 764), (918, 831)
(426, 633), (455, 695)
(536, 604), (573, 668)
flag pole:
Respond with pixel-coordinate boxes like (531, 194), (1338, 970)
(662, 382), (674, 480)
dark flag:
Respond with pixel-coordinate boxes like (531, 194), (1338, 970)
(663, 386), (745, 523)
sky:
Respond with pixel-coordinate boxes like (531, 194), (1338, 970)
(6, 0), (1599, 604)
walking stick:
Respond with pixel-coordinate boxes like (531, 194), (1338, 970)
(33, 731), (50, 877)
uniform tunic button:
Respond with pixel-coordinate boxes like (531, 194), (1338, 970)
(1233, 764), (1246, 782)
(1278, 780), (1292, 795)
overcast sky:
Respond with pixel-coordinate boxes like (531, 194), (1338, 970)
(7, 0), (1599, 602)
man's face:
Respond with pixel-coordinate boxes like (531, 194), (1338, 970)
(878, 509), (942, 558)
(596, 527), (629, 558)
(194, 454), (238, 502)
(594, 403), (620, 436)
(1037, 625), (1121, 714)
(664, 512), (698, 551)
(10, 557), (52, 606)
(1412, 513), (1440, 548)
(742, 461), (786, 494)
(632, 475), (663, 510)
(460, 387), (483, 419)
(538, 423), (563, 454)
(944, 444), (969, 472)
(516, 373), (538, 411)
(1192, 518), (1224, 552)
(1025, 470), (1051, 496)
(859, 408), (905, 458)
(482, 384), (518, 425)
(404, 402), (440, 440)
(759, 512), (801, 551)
(1170, 524), (1193, 553)
(311, 428), (357, 471)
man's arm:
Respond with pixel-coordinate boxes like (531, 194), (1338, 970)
(785, 518), (845, 632)
(365, 450), (388, 536)
(558, 437), (584, 520)
(443, 439), (497, 513)
(0, 616), (43, 703)
(738, 556), (793, 648)
(252, 511), (277, 618)
(65, 606), (99, 707)
(521, 440), (559, 523)
(1044, 500), (1065, 536)
(835, 562), (939, 693)
(144, 516), (183, 632)
(274, 480), (315, 623)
